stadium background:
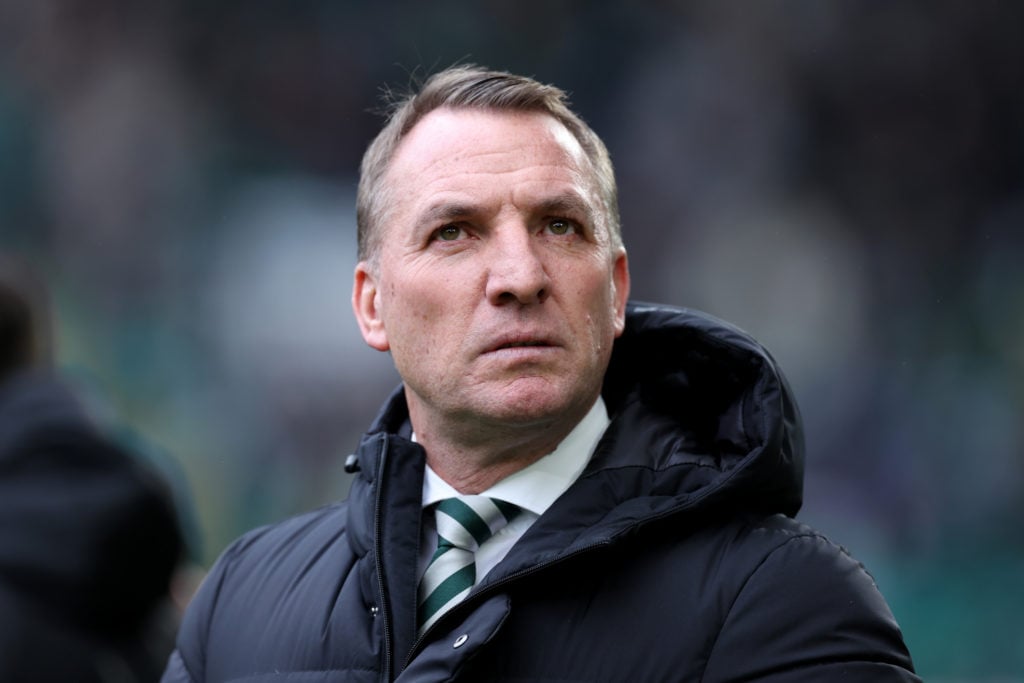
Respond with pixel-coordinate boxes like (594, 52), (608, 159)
(1, 2), (1021, 679)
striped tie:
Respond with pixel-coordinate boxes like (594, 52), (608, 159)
(417, 496), (520, 634)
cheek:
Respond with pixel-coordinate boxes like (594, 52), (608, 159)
(578, 268), (617, 315)
(574, 280), (617, 346)
(385, 278), (461, 348)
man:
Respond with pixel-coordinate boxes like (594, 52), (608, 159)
(0, 255), (186, 681)
(164, 66), (920, 681)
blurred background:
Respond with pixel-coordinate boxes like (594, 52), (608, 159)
(1, 1), (1021, 679)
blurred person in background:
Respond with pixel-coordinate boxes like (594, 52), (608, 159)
(0, 253), (186, 682)
(164, 66), (919, 682)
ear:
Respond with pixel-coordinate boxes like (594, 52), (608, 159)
(611, 249), (630, 338)
(352, 262), (390, 351)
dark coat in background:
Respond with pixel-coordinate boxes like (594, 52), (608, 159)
(164, 303), (920, 682)
(0, 371), (185, 682)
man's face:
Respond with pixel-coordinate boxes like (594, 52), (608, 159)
(353, 108), (629, 438)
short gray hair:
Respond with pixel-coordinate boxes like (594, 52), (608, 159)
(356, 65), (621, 266)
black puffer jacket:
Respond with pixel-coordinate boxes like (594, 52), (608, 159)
(164, 303), (920, 682)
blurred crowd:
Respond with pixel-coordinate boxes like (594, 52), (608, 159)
(1, 1), (1021, 679)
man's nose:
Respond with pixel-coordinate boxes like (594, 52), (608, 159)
(484, 228), (551, 306)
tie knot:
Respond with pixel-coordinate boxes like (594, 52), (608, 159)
(434, 495), (520, 552)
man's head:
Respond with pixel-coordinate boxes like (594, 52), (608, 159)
(352, 66), (629, 463)
(356, 65), (621, 271)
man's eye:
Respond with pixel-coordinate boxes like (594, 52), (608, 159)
(436, 225), (463, 241)
(547, 219), (575, 236)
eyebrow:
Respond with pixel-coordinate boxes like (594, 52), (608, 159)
(534, 193), (593, 221)
(419, 202), (479, 226)
(417, 192), (594, 226)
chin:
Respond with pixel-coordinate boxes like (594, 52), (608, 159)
(481, 384), (590, 426)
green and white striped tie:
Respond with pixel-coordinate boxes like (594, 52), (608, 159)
(417, 496), (520, 634)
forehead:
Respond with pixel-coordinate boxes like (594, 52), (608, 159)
(384, 108), (593, 200)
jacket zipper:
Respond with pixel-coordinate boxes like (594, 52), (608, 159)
(373, 435), (394, 683)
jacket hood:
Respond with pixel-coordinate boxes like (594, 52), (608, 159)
(598, 302), (804, 518)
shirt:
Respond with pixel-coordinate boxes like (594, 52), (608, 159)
(417, 396), (610, 583)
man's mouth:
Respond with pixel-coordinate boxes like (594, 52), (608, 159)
(498, 341), (548, 349)
(485, 334), (557, 354)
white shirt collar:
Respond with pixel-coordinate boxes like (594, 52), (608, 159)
(421, 396), (610, 516)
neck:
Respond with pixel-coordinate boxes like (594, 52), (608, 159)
(408, 400), (593, 494)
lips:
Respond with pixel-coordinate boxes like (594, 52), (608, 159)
(484, 333), (558, 354)
(498, 340), (548, 349)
